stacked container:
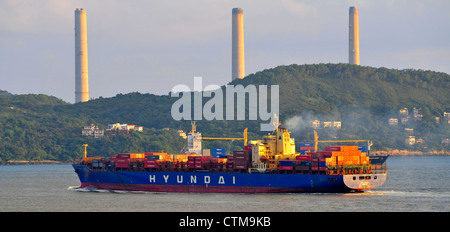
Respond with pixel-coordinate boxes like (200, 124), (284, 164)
(325, 146), (370, 166)
(211, 148), (227, 158)
(278, 160), (295, 171)
(232, 150), (251, 170)
(144, 155), (159, 169)
(299, 143), (315, 155)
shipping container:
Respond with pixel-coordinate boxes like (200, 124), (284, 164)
(299, 146), (315, 151)
(115, 158), (130, 168)
(279, 166), (293, 171)
(233, 153), (250, 160)
(233, 150), (250, 155)
(279, 161), (295, 166)
(82, 157), (103, 162)
(233, 164), (247, 170)
(295, 166), (310, 171)
(316, 151), (333, 158)
(296, 155), (311, 161)
(299, 143), (314, 147)
(358, 146), (368, 152)
(146, 155), (159, 160)
(297, 161), (311, 166)
(244, 145), (252, 151)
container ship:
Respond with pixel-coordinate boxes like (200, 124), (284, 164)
(73, 124), (387, 193)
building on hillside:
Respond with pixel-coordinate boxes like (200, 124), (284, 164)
(405, 136), (415, 145)
(388, 118), (398, 126)
(399, 108), (409, 116)
(178, 130), (187, 139)
(81, 124), (104, 139)
(405, 128), (414, 136)
(104, 123), (143, 136)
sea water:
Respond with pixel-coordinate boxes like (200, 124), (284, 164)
(0, 156), (449, 212)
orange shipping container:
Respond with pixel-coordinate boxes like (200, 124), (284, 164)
(82, 157), (103, 162)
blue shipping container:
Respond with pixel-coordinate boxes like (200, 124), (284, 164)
(146, 155), (159, 160)
(299, 161), (311, 166)
(358, 146), (368, 152)
(299, 143), (314, 147)
(279, 161), (295, 166)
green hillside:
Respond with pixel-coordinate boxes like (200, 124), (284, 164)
(0, 63), (449, 162)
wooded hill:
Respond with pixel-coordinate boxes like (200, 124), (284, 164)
(0, 63), (448, 162)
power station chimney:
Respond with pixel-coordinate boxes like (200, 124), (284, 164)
(349, 6), (360, 65)
(232, 8), (245, 80)
(75, 8), (89, 103)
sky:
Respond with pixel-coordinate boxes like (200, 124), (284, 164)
(1, 0), (449, 103)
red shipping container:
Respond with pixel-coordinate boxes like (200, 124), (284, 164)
(233, 150), (250, 155)
(244, 145), (252, 150)
(195, 156), (211, 162)
(299, 146), (315, 151)
(233, 159), (249, 165)
(319, 158), (327, 162)
(233, 164), (247, 169)
(317, 151), (332, 157)
(117, 153), (131, 158)
(311, 166), (318, 171)
(233, 154), (249, 160)
(319, 167), (327, 171)
(144, 163), (157, 168)
(325, 146), (341, 151)
(115, 158), (130, 168)
(296, 155), (311, 161)
(279, 166), (293, 171)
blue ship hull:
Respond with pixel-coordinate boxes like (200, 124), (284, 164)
(73, 164), (354, 193)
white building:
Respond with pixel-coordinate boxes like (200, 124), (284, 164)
(82, 124), (104, 139)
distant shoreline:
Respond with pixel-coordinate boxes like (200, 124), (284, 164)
(1, 160), (66, 165)
(371, 150), (450, 156)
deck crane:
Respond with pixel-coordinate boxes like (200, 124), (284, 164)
(202, 128), (248, 146)
(313, 130), (372, 153)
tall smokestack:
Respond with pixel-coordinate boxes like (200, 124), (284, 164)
(232, 8), (245, 80)
(349, 6), (360, 65)
(75, 8), (89, 103)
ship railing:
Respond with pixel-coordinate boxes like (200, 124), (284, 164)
(326, 164), (387, 175)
